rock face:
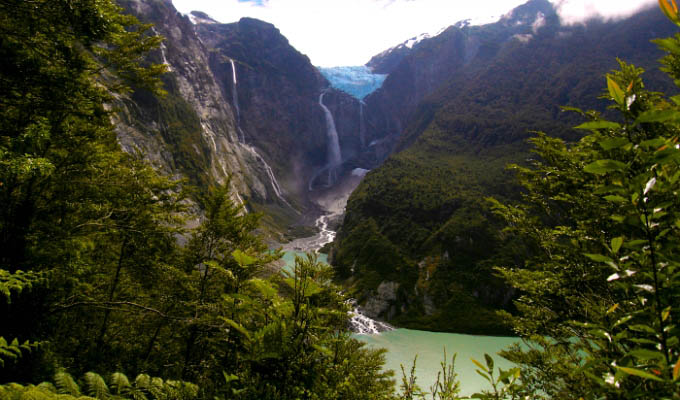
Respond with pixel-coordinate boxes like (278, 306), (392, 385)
(115, 0), (265, 207)
(191, 15), (384, 207)
(113, 1), (382, 228)
(362, 281), (400, 320)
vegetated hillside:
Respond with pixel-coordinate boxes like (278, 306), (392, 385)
(361, 0), (560, 153)
(332, 3), (677, 334)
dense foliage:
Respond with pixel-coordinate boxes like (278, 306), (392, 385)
(476, 2), (680, 398)
(388, 2), (680, 399)
(0, 1), (394, 399)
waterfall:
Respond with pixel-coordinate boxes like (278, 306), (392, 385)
(319, 92), (342, 186)
(230, 59), (245, 143)
(243, 144), (295, 211)
(160, 43), (171, 70)
(151, 28), (172, 72)
(229, 58), (293, 211)
(359, 101), (366, 148)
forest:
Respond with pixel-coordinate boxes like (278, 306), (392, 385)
(1, 0), (680, 399)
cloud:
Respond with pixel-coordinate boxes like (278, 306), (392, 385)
(171, 0), (527, 66)
(550, 0), (657, 25)
(171, 0), (660, 67)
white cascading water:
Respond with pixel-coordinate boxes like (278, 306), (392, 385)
(242, 145), (290, 206)
(230, 59), (245, 143)
(283, 216), (392, 334)
(359, 101), (366, 148)
(231, 59), (293, 210)
(348, 300), (394, 334)
(319, 92), (343, 186)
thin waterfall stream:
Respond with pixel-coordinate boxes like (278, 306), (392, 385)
(318, 91), (342, 186)
(231, 59), (293, 209)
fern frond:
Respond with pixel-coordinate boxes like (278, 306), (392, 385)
(109, 372), (130, 395)
(0, 269), (49, 303)
(0, 371), (197, 400)
(0, 336), (40, 368)
(54, 371), (81, 396)
(37, 382), (57, 393)
(84, 372), (109, 398)
(133, 374), (151, 390)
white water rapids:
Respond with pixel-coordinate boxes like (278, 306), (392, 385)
(284, 170), (393, 335)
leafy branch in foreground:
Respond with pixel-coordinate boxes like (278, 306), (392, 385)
(488, 2), (680, 398)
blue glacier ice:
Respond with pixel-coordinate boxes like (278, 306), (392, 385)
(318, 66), (387, 99)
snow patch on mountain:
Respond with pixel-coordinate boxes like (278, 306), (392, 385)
(188, 11), (218, 25)
(318, 66), (387, 99)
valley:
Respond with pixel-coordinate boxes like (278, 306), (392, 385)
(3, 0), (680, 398)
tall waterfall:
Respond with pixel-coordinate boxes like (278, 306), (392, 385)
(230, 59), (245, 143)
(319, 92), (342, 186)
(359, 101), (366, 148)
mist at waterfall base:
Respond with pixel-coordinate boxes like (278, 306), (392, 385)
(280, 246), (518, 396)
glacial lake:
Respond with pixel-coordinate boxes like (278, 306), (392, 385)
(356, 329), (519, 396)
(282, 250), (519, 396)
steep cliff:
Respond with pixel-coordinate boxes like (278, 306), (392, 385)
(112, 1), (376, 237)
(192, 16), (383, 205)
(115, 0), (269, 211)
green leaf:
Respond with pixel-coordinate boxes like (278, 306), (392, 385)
(484, 353), (494, 371)
(611, 237), (623, 254)
(584, 253), (613, 263)
(600, 138), (629, 150)
(471, 358), (488, 373)
(575, 121), (621, 130)
(673, 358), (680, 381)
(604, 195), (627, 203)
(223, 372), (239, 384)
(651, 148), (680, 165)
(222, 318), (252, 342)
(613, 315), (633, 327)
(635, 109), (680, 124)
(607, 76), (625, 105)
(640, 138), (668, 149)
(232, 250), (256, 267)
(628, 349), (665, 361)
(615, 366), (664, 382)
(583, 160), (626, 175)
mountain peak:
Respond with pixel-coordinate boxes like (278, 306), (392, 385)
(188, 10), (218, 25)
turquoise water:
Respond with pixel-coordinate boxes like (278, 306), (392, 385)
(281, 250), (518, 395)
(356, 329), (519, 396)
(281, 251), (328, 274)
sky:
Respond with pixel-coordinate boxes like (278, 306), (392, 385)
(171, 0), (658, 67)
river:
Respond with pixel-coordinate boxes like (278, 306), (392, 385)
(279, 169), (519, 396)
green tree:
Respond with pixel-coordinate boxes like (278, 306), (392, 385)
(490, 2), (680, 397)
(0, 0), (172, 382)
